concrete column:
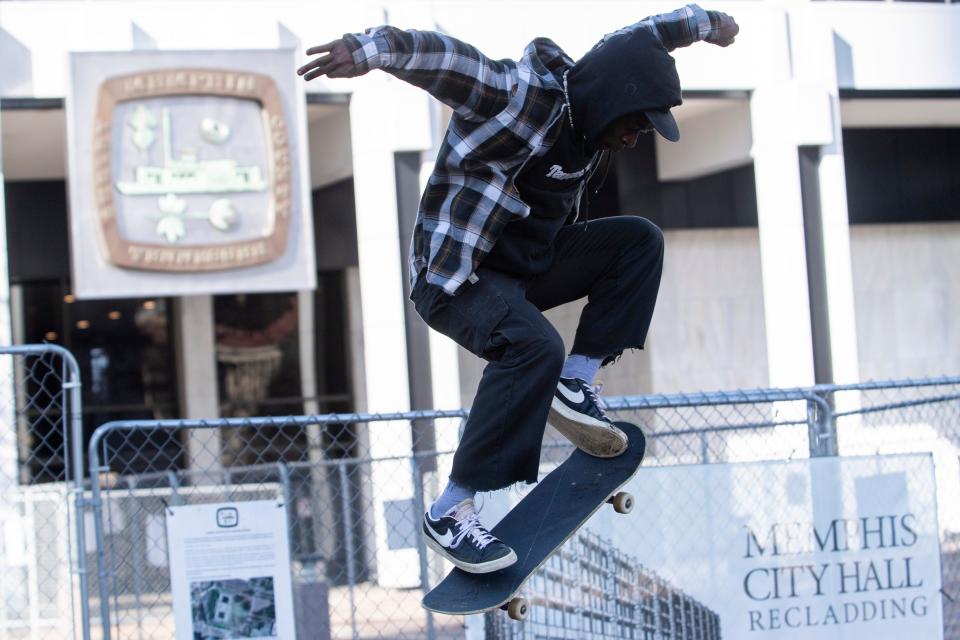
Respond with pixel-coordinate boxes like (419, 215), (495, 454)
(815, 146), (859, 386)
(297, 287), (340, 569)
(297, 290), (318, 416)
(418, 124), (462, 457)
(173, 296), (221, 475)
(343, 265), (379, 578)
(348, 70), (431, 587)
(749, 7), (816, 389)
(0, 111), (16, 488)
(792, 6), (861, 387)
(750, 92), (815, 388)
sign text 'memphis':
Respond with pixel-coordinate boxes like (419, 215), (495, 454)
(746, 514), (918, 558)
(743, 514), (922, 601)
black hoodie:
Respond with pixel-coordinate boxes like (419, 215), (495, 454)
(567, 26), (683, 152)
(484, 27), (683, 276)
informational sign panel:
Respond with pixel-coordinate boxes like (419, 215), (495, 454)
(67, 49), (315, 298)
(166, 500), (295, 640)
(587, 453), (943, 639)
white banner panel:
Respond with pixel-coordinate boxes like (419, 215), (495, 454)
(586, 453), (943, 639)
(67, 49), (315, 299)
(166, 500), (295, 640)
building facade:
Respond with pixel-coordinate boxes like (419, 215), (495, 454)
(1, 0), (958, 620)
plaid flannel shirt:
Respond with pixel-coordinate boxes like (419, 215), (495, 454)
(343, 4), (719, 295)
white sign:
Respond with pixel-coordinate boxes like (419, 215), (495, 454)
(166, 500), (296, 640)
(588, 453), (944, 639)
(67, 49), (315, 299)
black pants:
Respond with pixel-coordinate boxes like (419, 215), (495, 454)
(411, 216), (664, 491)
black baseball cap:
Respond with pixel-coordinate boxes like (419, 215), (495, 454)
(644, 108), (680, 142)
(568, 27), (684, 149)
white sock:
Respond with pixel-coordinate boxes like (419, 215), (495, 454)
(561, 354), (603, 384)
(429, 479), (474, 519)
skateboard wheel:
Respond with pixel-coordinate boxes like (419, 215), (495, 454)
(507, 597), (528, 621)
(610, 492), (634, 514)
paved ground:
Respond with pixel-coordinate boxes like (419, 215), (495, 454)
(93, 584), (469, 640)
(327, 584), (467, 639)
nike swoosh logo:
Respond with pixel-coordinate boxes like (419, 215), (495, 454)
(557, 383), (585, 404)
(426, 520), (455, 547)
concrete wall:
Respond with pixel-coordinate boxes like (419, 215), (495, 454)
(0, 105), (15, 488)
(850, 223), (960, 379)
(458, 228), (769, 406)
(814, 3), (960, 90)
(11, 0), (959, 98)
(308, 106), (352, 190)
(657, 101), (752, 182)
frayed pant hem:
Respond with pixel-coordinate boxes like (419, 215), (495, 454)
(448, 476), (538, 494)
(567, 344), (646, 368)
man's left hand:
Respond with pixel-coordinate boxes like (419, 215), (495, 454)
(706, 11), (739, 47)
(297, 39), (362, 80)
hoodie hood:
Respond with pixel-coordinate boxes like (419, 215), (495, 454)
(567, 27), (682, 151)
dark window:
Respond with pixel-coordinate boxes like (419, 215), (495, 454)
(6, 178), (182, 481)
(612, 135), (758, 229)
(213, 292), (306, 465)
(19, 282), (181, 480)
(843, 128), (960, 224)
(312, 179), (359, 271)
(4, 181), (70, 283)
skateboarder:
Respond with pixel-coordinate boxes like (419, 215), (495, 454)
(299, 5), (738, 574)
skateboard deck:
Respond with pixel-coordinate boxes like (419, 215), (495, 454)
(422, 421), (645, 617)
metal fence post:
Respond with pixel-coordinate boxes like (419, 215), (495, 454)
(277, 460), (293, 533)
(410, 455), (437, 640)
(805, 392), (837, 457)
(88, 451), (114, 640)
(0, 344), (92, 640)
(166, 471), (182, 506)
(59, 347), (94, 640)
(121, 475), (148, 640)
(337, 460), (358, 640)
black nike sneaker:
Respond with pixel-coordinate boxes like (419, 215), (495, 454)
(422, 499), (517, 574)
(549, 377), (628, 457)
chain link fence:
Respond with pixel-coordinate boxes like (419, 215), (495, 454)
(86, 410), (471, 640)
(0, 345), (89, 640)
(827, 377), (960, 640)
(83, 379), (960, 640)
(2, 341), (957, 639)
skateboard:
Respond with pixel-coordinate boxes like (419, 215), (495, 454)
(422, 421), (645, 621)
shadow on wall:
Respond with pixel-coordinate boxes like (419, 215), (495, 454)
(131, 23), (157, 50)
(0, 28), (33, 95)
(834, 32), (855, 87)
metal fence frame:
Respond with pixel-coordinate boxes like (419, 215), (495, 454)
(0, 344), (90, 640)
(82, 388), (846, 640)
(13, 364), (944, 640)
(86, 408), (469, 640)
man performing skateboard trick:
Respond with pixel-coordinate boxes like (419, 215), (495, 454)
(299, 5), (738, 576)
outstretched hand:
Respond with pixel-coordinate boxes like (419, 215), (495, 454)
(297, 39), (361, 80)
(707, 11), (739, 47)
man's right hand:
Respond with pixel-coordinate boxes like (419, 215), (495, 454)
(705, 11), (739, 48)
(297, 39), (362, 80)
